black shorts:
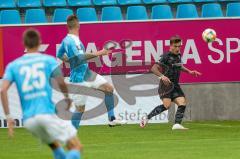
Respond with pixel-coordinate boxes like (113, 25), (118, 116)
(158, 84), (185, 100)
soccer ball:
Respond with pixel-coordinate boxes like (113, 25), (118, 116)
(202, 28), (217, 43)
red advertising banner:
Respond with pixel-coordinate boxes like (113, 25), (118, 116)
(1, 19), (240, 83)
(0, 28), (3, 76)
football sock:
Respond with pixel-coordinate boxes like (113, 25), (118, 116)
(53, 147), (66, 159)
(147, 105), (167, 120)
(71, 111), (83, 129)
(66, 150), (81, 159)
(105, 93), (115, 121)
(175, 105), (186, 124)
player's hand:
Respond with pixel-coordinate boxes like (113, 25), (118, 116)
(189, 70), (202, 77)
(62, 54), (69, 63)
(159, 75), (171, 85)
(7, 118), (15, 138)
(99, 49), (112, 56)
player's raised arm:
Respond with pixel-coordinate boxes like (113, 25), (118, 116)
(57, 44), (113, 65)
(84, 48), (112, 60)
(181, 65), (191, 73)
(67, 41), (112, 65)
(181, 65), (202, 77)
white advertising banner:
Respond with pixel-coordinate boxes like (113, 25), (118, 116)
(0, 74), (168, 128)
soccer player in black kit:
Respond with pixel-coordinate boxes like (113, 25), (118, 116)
(140, 35), (202, 130)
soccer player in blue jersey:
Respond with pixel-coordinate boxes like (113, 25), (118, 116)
(57, 15), (126, 128)
(1, 28), (82, 159)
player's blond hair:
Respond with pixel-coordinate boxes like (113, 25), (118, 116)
(67, 15), (79, 30)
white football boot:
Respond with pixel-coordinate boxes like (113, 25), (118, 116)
(140, 116), (149, 128)
(172, 123), (188, 130)
(109, 119), (127, 127)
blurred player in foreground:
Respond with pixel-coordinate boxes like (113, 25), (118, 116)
(57, 15), (126, 128)
(1, 28), (82, 159)
(140, 35), (202, 130)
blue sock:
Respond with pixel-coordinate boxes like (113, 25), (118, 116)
(71, 112), (83, 129)
(66, 150), (81, 159)
(53, 147), (66, 159)
(105, 93), (115, 121)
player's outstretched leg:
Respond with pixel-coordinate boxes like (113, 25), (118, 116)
(98, 83), (127, 127)
(66, 137), (82, 159)
(140, 98), (171, 128)
(140, 104), (168, 128)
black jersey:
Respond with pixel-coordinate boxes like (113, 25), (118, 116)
(157, 52), (182, 84)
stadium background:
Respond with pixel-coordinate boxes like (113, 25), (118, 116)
(0, 0), (240, 127)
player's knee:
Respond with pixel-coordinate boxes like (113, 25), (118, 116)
(180, 99), (187, 106)
(104, 85), (114, 94)
(163, 104), (171, 109)
(75, 105), (85, 113)
(162, 101), (172, 109)
(71, 142), (82, 151)
(67, 137), (83, 151)
(49, 142), (61, 150)
(182, 101), (187, 106)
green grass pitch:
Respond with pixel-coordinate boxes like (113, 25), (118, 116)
(1, 121), (240, 159)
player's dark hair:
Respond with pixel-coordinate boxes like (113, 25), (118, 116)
(170, 35), (182, 45)
(67, 15), (79, 30)
(23, 28), (41, 49)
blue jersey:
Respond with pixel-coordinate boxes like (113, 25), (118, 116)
(57, 34), (89, 83)
(3, 53), (60, 121)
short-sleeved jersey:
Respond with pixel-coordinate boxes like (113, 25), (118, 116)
(3, 53), (60, 121)
(157, 52), (182, 84)
(57, 34), (89, 83)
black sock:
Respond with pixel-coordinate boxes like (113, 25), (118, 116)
(147, 105), (167, 120)
(175, 105), (186, 124)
